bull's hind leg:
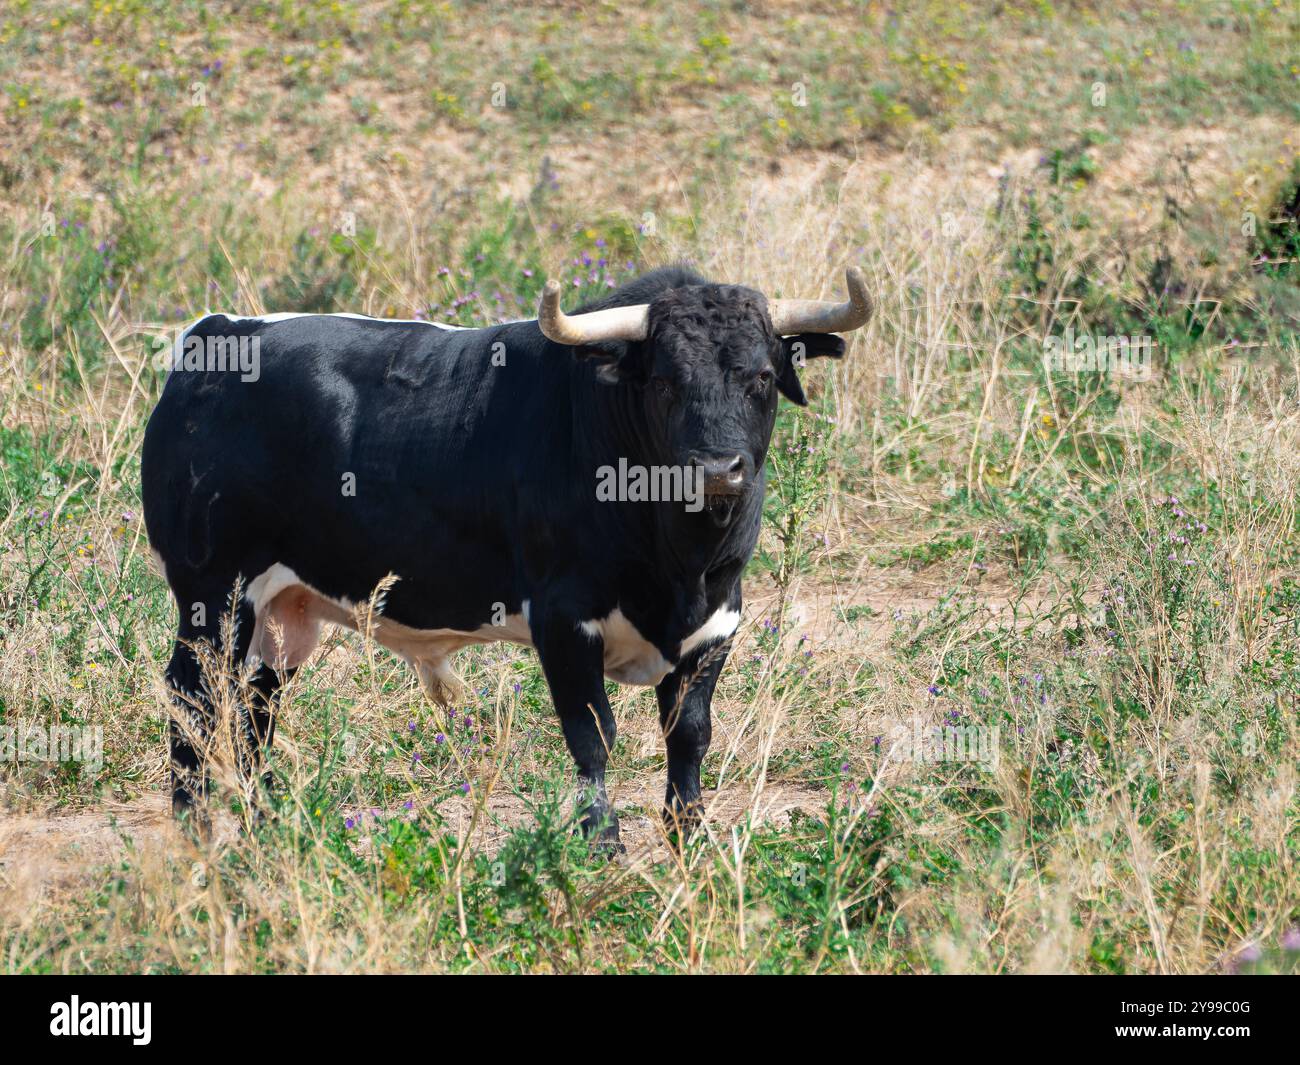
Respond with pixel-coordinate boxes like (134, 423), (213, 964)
(166, 632), (212, 820)
(165, 577), (243, 820)
(166, 575), (291, 820)
(237, 658), (294, 805)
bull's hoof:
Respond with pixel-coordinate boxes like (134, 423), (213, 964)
(591, 831), (626, 859)
(661, 799), (703, 843)
(171, 790), (212, 838)
(581, 812), (623, 857)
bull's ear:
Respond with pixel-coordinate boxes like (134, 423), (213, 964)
(573, 340), (643, 384)
(775, 358), (808, 405)
(776, 333), (845, 406)
(781, 333), (846, 362)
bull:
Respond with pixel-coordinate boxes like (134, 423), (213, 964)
(141, 264), (872, 846)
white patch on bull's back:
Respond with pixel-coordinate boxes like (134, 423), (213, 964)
(244, 564), (529, 703)
(162, 315), (212, 379)
(213, 311), (468, 329)
(165, 313), (465, 379)
(679, 606), (741, 658)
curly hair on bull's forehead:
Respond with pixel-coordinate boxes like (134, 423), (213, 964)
(648, 283), (775, 347)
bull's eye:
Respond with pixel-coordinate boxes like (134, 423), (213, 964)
(652, 376), (675, 399)
(755, 369), (774, 389)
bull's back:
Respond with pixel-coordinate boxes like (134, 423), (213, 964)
(142, 313), (553, 616)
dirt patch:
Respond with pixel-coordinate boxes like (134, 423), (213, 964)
(0, 777), (830, 892)
(749, 566), (1077, 651)
(0, 792), (174, 895)
(422, 777), (827, 861)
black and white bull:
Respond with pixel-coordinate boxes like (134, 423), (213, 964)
(141, 265), (872, 846)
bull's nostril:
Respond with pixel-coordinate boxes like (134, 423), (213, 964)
(695, 454), (747, 496)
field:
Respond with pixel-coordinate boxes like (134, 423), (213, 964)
(0, 0), (1298, 973)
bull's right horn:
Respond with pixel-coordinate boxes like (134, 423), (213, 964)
(767, 266), (872, 336)
(537, 281), (650, 345)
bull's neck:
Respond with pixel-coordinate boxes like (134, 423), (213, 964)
(583, 372), (657, 469)
(575, 372), (757, 577)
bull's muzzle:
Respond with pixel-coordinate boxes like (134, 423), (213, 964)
(693, 453), (748, 497)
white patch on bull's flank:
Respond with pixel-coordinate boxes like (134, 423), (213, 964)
(246, 562), (314, 614)
(679, 606), (741, 658)
(244, 564), (528, 703)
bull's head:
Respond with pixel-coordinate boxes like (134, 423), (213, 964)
(538, 268), (872, 518)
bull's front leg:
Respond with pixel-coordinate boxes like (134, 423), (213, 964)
(655, 634), (730, 837)
(531, 606), (621, 850)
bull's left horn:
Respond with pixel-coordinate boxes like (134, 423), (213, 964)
(768, 266), (872, 336)
(538, 280), (650, 345)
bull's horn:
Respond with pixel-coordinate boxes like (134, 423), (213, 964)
(768, 266), (872, 336)
(538, 280), (649, 345)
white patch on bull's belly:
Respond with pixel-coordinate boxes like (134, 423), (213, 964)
(241, 564), (741, 694)
(579, 604), (742, 687)
(243, 564), (530, 693)
(579, 609), (673, 686)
